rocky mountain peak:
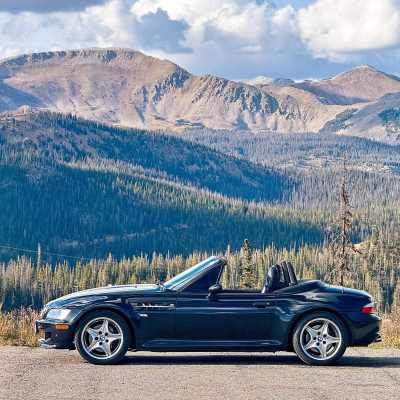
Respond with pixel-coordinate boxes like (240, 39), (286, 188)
(294, 63), (400, 105)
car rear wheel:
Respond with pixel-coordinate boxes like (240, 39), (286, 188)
(293, 311), (348, 366)
(75, 310), (131, 365)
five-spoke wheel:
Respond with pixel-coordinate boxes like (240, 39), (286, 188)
(75, 310), (131, 365)
(293, 311), (348, 366)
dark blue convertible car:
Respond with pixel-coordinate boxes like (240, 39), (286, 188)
(36, 256), (381, 366)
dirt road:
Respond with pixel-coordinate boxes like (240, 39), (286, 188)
(0, 347), (399, 399)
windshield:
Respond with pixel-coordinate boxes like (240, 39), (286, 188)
(163, 256), (220, 290)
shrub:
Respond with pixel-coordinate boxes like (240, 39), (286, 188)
(0, 304), (40, 347)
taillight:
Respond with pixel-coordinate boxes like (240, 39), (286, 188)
(362, 302), (375, 314)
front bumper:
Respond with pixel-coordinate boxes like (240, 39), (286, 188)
(35, 320), (75, 350)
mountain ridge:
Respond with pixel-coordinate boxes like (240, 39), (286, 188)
(1, 48), (400, 142)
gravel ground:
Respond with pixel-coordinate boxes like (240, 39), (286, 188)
(0, 347), (399, 400)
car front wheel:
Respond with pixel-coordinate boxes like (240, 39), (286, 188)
(75, 310), (131, 365)
(293, 311), (348, 366)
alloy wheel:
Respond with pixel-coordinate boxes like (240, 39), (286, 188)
(299, 318), (342, 361)
(81, 317), (124, 360)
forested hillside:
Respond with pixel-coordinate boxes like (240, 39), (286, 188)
(175, 128), (400, 173)
(1, 109), (400, 262)
(0, 109), (294, 202)
(0, 148), (326, 260)
(0, 110), (314, 260)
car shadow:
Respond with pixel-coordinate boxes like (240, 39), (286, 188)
(119, 353), (400, 368)
(120, 353), (302, 366)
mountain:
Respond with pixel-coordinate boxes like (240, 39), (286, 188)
(244, 76), (295, 87)
(1, 49), (400, 142)
(294, 64), (400, 105)
(0, 48), (278, 131)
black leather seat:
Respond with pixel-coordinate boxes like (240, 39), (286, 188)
(261, 265), (281, 293)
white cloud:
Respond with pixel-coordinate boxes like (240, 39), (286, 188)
(132, 0), (297, 53)
(1, 0), (400, 79)
(0, 0), (302, 77)
(297, 0), (400, 61)
(130, 0), (303, 79)
(241, 44), (263, 53)
(0, 0), (189, 59)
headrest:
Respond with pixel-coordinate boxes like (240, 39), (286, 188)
(266, 265), (280, 286)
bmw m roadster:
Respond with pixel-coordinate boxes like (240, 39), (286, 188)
(36, 256), (381, 366)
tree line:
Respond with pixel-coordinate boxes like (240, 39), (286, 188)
(1, 233), (399, 314)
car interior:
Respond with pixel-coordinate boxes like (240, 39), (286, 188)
(184, 259), (301, 294)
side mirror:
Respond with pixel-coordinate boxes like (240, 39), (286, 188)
(207, 283), (222, 301)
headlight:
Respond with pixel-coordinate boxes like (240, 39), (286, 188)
(40, 307), (49, 319)
(46, 309), (71, 320)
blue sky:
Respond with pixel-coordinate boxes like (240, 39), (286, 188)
(272, 1), (313, 9)
(1, 0), (400, 81)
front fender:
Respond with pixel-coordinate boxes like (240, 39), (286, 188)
(70, 301), (142, 349)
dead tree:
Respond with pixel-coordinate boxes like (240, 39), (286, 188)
(326, 154), (360, 286)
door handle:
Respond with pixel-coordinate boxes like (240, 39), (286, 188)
(253, 302), (270, 308)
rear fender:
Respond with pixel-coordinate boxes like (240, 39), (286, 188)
(271, 297), (352, 349)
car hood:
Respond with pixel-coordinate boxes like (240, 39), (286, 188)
(47, 284), (165, 307)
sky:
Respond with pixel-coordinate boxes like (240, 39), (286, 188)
(1, 0), (400, 81)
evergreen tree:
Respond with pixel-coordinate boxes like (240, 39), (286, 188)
(241, 239), (256, 289)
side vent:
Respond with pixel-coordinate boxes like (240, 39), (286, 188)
(130, 302), (175, 311)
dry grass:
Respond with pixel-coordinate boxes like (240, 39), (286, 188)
(0, 304), (40, 347)
(370, 312), (400, 349)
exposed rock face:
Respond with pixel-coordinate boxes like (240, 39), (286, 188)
(1, 48), (400, 142)
(335, 93), (400, 144)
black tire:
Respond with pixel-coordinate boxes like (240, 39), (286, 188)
(292, 311), (348, 366)
(74, 310), (131, 365)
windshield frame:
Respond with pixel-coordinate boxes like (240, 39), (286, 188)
(163, 256), (223, 291)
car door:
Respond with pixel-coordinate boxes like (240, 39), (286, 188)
(126, 294), (177, 343)
(175, 269), (276, 342)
